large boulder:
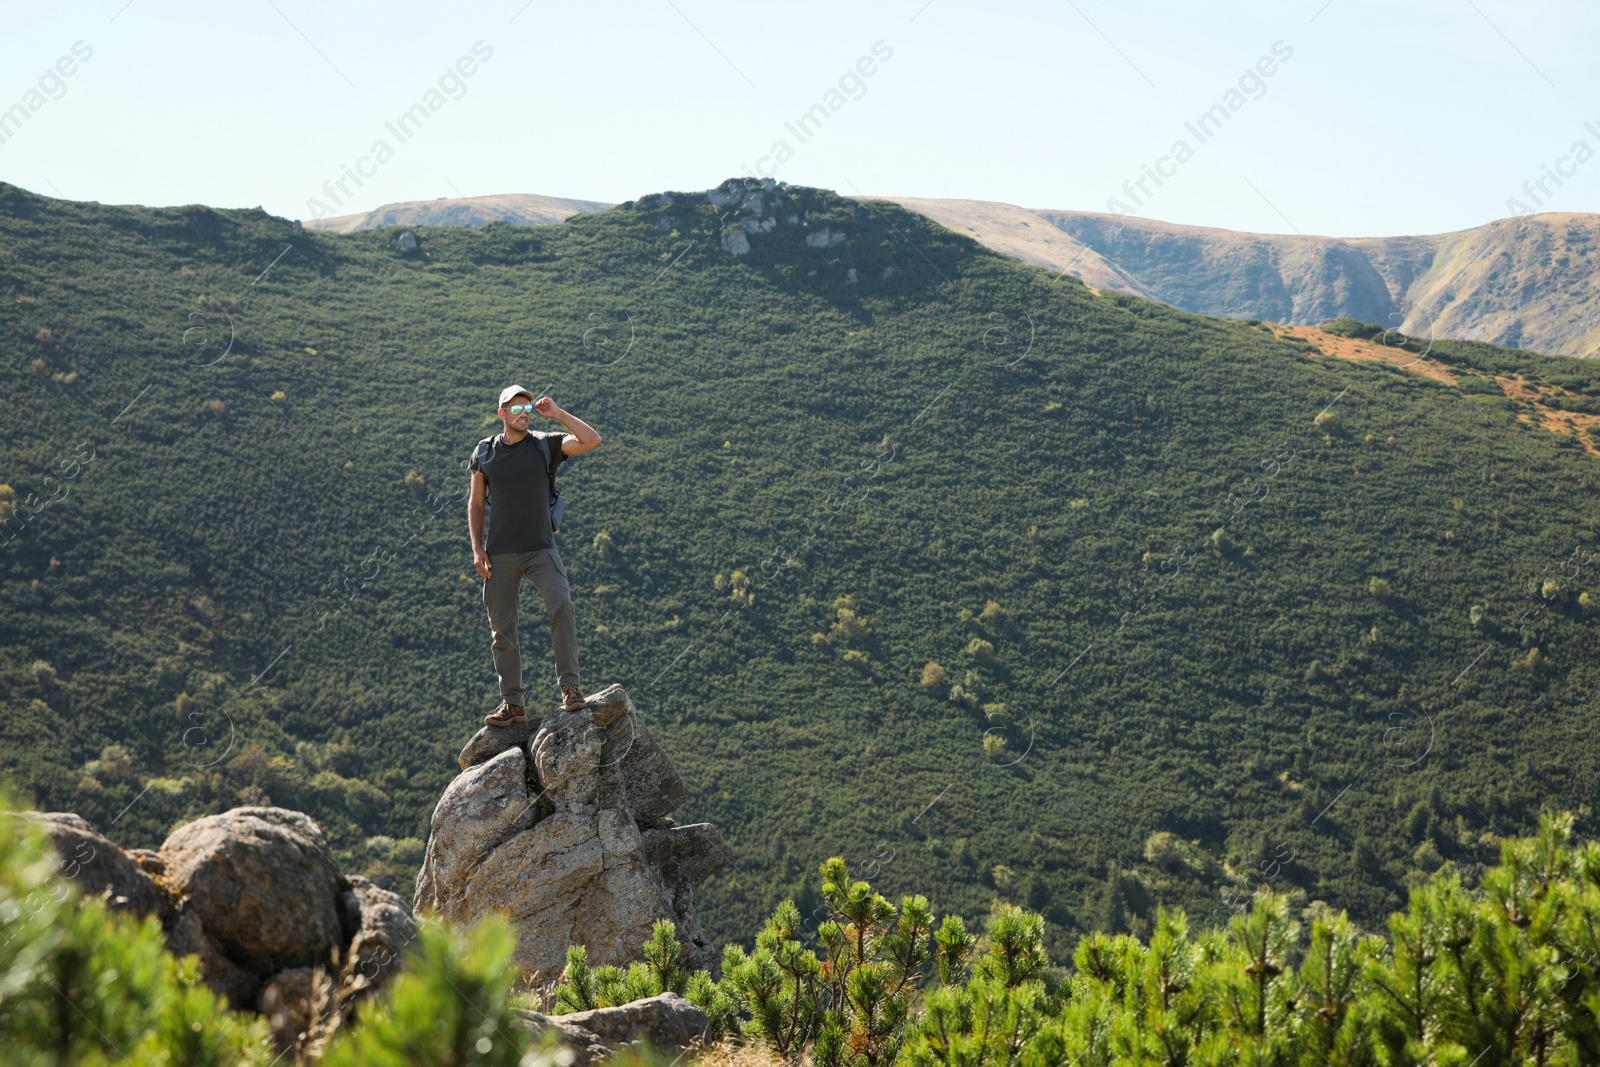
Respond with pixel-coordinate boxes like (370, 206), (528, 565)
(21, 812), (173, 922)
(160, 807), (350, 977)
(528, 687), (688, 821)
(338, 875), (417, 997)
(413, 747), (538, 915)
(530, 708), (604, 816)
(29, 806), (416, 1016)
(416, 683), (730, 981)
(590, 686), (688, 821)
(461, 809), (679, 980)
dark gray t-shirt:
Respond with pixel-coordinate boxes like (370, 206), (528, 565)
(470, 431), (567, 554)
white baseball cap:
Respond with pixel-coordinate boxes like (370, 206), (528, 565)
(498, 384), (533, 407)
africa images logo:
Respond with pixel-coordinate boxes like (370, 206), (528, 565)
(304, 41), (495, 220)
(0, 40), (94, 147)
(1106, 40), (1294, 218)
(740, 40), (895, 179)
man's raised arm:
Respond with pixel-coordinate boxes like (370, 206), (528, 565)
(533, 396), (601, 454)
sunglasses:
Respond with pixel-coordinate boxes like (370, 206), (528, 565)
(505, 403), (536, 415)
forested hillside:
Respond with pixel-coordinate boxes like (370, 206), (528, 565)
(3, 177), (1600, 960)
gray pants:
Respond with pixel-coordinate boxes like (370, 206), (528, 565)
(482, 547), (580, 707)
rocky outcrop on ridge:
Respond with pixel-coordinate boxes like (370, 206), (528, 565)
(414, 682), (733, 981)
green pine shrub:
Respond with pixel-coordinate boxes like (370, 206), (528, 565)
(555, 810), (1600, 1067)
(6, 788), (1600, 1065)
(320, 913), (548, 1067)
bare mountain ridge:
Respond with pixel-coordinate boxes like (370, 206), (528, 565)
(302, 191), (611, 234)
(301, 190), (1600, 357)
(892, 202), (1600, 359)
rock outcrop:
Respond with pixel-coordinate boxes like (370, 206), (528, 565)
(23, 804), (416, 1051)
(29, 811), (175, 922)
(162, 808), (352, 978)
(416, 683), (732, 980)
(707, 177), (835, 260)
(515, 992), (711, 1066)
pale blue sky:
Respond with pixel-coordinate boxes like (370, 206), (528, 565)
(2, 0), (1596, 237)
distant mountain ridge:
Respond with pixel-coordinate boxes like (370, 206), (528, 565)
(880, 202), (1600, 359)
(302, 192), (612, 234)
(308, 191), (1600, 358)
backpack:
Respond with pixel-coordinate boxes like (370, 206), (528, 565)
(474, 433), (564, 533)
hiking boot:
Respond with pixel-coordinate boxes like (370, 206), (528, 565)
(559, 684), (593, 713)
(484, 701), (527, 727)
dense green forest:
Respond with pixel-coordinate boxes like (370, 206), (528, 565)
(2, 176), (1599, 960)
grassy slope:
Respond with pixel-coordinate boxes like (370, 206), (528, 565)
(873, 197), (1137, 292)
(3, 179), (1600, 961)
(1379, 214), (1600, 358)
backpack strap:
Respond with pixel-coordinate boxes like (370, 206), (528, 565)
(472, 435), (498, 508)
(473, 434), (497, 470)
(536, 434), (563, 533)
(535, 434), (560, 502)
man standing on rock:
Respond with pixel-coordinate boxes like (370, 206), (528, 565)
(470, 385), (602, 726)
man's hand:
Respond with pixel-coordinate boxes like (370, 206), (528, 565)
(534, 396), (563, 419)
(474, 550), (492, 580)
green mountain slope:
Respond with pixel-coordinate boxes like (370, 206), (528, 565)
(306, 189), (1600, 359)
(3, 178), (1600, 960)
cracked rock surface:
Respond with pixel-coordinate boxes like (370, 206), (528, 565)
(417, 683), (732, 977)
(24, 805), (415, 1054)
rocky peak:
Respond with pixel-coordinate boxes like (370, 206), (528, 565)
(705, 176), (826, 258)
(414, 683), (732, 979)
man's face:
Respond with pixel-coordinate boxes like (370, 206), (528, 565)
(499, 395), (534, 430)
